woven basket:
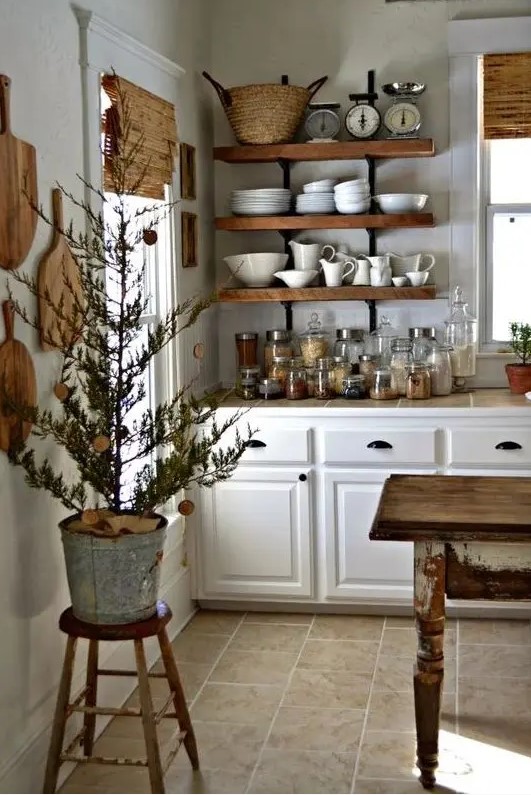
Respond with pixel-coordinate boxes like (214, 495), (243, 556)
(203, 72), (328, 145)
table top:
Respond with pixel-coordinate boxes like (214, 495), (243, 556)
(370, 474), (531, 542)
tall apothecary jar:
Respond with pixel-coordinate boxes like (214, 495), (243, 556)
(444, 286), (478, 390)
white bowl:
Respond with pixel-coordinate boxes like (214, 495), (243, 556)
(374, 193), (428, 213)
(335, 178), (367, 190)
(303, 179), (337, 193)
(392, 276), (409, 287)
(335, 201), (371, 215)
(274, 269), (318, 288)
(406, 270), (429, 287)
(224, 253), (288, 287)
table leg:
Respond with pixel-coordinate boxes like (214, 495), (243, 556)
(413, 541), (446, 790)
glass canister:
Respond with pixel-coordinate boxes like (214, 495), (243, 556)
(285, 364), (308, 400)
(299, 313), (329, 367)
(235, 332), (258, 368)
(444, 286), (478, 384)
(409, 327), (437, 362)
(367, 315), (397, 365)
(333, 328), (364, 369)
(389, 337), (413, 396)
(359, 354), (380, 389)
(236, 365), (261, 400)
(258, 377), (283, 400)
(370, 367), (399, 400)
(305, 367), (316, 397)
(405, 362), (432, 400)
(268, 355), (291, 392)
(340, 374), (368, 400)
(264, 329), (293, 374)
(427, 343), (453, 396)
(331, 356), (352, 395)
(314, 365), (334, 400)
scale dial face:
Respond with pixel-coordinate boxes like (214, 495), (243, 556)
(304, 108), (341, 141)
(383, 101), (422, 136)
(345, 104), (381, 139)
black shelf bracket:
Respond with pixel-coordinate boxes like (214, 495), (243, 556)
(281, 300), (293, 331)
(365, 299), (377, 333)
(277, 158), (292, 190)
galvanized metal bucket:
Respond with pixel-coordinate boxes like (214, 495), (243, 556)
(60, 514), (167, 625)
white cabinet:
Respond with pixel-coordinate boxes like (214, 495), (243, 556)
(198, 466), (313, 599)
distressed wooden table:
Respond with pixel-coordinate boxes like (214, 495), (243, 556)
(370, 474), (531, 789)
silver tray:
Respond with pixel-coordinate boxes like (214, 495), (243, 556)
(381, 82), (426, 97)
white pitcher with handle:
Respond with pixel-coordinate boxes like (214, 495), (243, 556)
(352, 257), (371, 286)
(367, 255), (392, 287)
(288, 240), (321, 271)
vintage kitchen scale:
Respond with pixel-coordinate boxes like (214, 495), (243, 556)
(381, 82), (426, 138)
(304, 102), (342, 142)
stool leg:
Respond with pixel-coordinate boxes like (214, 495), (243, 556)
(83, 639), (98, 756)
(134, 639), (165, 794)
(43, 636), (77, 794)
(157, 627), (199, 770)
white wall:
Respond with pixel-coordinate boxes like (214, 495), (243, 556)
(0, 1), (213, 791)
(211, 0), (531, 387)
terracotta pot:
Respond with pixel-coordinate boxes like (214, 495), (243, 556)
(505, 363), (531, 394)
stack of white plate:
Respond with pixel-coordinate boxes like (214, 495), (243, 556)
(334, 178), (371, 214)
(231, 189), (292, 216)
(302, 179), (338, 194)
(295, 192), (336, 215)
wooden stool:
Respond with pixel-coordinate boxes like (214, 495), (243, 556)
(43, 601), (199, 794)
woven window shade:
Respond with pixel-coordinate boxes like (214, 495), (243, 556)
(101, 74), (178, 199)
(483, 53), (531, 140)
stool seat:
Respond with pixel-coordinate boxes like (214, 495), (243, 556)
(43, 601), (199, 794)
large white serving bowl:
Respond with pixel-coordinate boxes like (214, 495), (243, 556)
(374, 193), (428, 213)
(335, 199), (371, 214)
(274, 269), (318, 288)
(224, 253), (288, 287)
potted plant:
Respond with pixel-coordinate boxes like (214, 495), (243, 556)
(5, 91), (254, 625)
(505, 322), (531, 394)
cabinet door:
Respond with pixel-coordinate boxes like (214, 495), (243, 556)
(199, 467), (312, 598)
(323, 469), (436, 603)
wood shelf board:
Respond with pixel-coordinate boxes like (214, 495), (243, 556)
(215, 213), (434, 231)
(214, 139), (435, 163)
(217, 285), (438, 303)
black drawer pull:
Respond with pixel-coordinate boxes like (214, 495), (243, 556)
(367, 440), (393, 450)
(245, 439), (267, 448)
(495, 441), (522, 450)
(299, 474), (307, 482)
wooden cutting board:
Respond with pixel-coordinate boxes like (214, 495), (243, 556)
(0, 300), (37, 452)
(0, 75), (38, 270)
(38, 188), (83, 351)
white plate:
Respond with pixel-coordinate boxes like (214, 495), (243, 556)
(233, 209), (289, 216)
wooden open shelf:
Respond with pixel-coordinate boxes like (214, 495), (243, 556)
(214, 139), (435, 163)
(215, 213), (434, 231)
(217, 285), (437, 303)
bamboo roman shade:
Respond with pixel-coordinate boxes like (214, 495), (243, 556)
(101, 75), (178, 199)
(483, 53), (531, 140)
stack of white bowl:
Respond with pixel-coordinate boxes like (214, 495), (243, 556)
(295, 178), (337, 215)
(334, 178), (371, 214)
(230, 188), (292, 216)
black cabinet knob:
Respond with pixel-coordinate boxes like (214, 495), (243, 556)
(245, 439), (267, 448)
(495, 441), (522, 450)
(299, 474), (307, 482)
(367, 440), (393, 450)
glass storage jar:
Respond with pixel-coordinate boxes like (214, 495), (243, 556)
(427, 343), (453, 396)
(235, 332), (258, 368)
(366, 315), (397, 365)
(405, 362), (432, 400)
(389, 337), (413, 396)
(409, 327), (437, 362)
(370, 367), (398, 400)
(264, 329), (293, 374)
(333, 328), (364, 369)
(285, 365), (308, 400)
(340, 374), (368, 400)
(331, 356), (352, 395)
(236, 365), (261, 400)
(444, 286), (478, 385)
(314, 366), (334, 400)
(305, 367), (316, 397)
(359, 354), (380, 389)
(268, 355), (291, 392)
(258, 377), (283, 400)
(299, 313), (329, 367)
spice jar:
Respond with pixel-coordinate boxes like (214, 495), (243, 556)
(268, 356), (291, 392)
(427, 344), (453, 396)
(409, 327), (437, 362)
(299, 313), (329, 367)
(390, 337), (413, 396)
(405, 362), (432, 400)
(264, 329), (293, 374)
(285, 365), (308, 400)
(235, 332), (258, 368)
(331, 356), (352, 395)
(340, 374), (367, 400)
(370, 367), (399, 400)
(236, 365), (260, 400)
(333, 328), (364, 369)
(258, 377), (283, 401)
(314, 366), (334, 400)
(359, 354), (380, 389)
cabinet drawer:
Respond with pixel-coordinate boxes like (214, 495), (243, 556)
(321, 428), (437, 466)
(448, 427), (531, 467)
(215, 419), (311, 464)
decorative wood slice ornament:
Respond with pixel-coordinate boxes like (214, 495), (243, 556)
(53, 382), (69, 401)
(92, 434), (110, 453)
(81, 509), (100, 526)
(178, 499), (195, 516)
(37, 188), (84, 351)
(143, 229), (158, 246)
(193, 342), (204, 360)
(0, 300), (37, 452)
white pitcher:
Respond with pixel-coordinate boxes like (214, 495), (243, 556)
(352, 258), (371, 286)
(288, 240), (321, 271)
(369, 258), (392, 287)
(319, 258), (355, 287)
(321, 243), (352, 264)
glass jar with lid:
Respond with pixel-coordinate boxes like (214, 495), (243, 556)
(285, 364), (308, 400)
(359, 354), (380, 389)
(264, 329), (293, 374)
(299, 313), (329, 367)
(236, 365), (261, 400)
(427, 343), (453, 396)
(409, 327), (437, 362)
(366, 315), (397, 365)
(405, 362), (432, 400)
(268, 355), (290, 392)
(331, 356), (352, 395)
(444, 286), (478, 386)
(370, 367), (398, 400)
(333, 328), (364, 370)
(389, 337), (413, 396)
(258, 377), (283, 401)
(340, 374), (368, 400)
(314, 364), (334, 400)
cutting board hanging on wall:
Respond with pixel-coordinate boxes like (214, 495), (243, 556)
(38, 188), (84, 351)
(0, 75), (38, 270)
(0, 301), (37, 452)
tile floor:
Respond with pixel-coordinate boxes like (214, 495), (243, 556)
(60, 610), (531, 794)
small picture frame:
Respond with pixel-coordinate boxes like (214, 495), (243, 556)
(181, 211), (198, 268)
(179, 143), (196, 200)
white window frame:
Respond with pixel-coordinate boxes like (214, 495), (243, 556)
(448, 15), (531, 353)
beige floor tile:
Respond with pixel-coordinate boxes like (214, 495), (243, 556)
(248, 749), (356, 794)
(380, 627), (456, 658)
(367, 690), (456, 733)
(353, 777), (453, 794)
(190, 682), (283, 724)
(297, 639), (379, 673)
(356, 731), (417, 779)
(267, 705), (365, 753)
(184, 610), (245, 635)
(459, 643), (531, 678)
(243, 611), (313, 625)
(171, 632), (229, 665)
(165, 767), (250, 793)
(386, 616), (457, 630)
(283, 668), (372, 710)
(229, 623), (308, 653)
(174, 720), (267, 772)
(176, 662), (213, 702)
(60, 764), (150, 793)
(101, 713), (178, 742)
(459, 618), (531, 645)
(373, 655), (456, 694)
(458, 676), (531, 754)
(309, 615), (384, 641)
(209, 648), (298, 686)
